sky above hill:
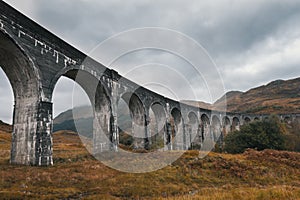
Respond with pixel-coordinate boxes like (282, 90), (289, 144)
(0, 0), (300, 123)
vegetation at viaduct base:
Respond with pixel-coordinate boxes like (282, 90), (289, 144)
(0, 123), (300, 199)
(222, 115), (300, 154)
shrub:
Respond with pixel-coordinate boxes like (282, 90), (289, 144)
(224, 115), (286, 154)
(284, 119), (300, 152)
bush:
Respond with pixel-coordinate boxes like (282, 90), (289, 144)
(224, 115), (286, 154)
(119, 132), (134, 146)
(284, 119), (300, 152)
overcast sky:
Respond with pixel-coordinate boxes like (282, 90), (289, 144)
(1, 0), (300, 123)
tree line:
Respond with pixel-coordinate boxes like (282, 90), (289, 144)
(220, 115), (300, 154)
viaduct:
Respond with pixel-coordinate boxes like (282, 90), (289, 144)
(0, 1), (299, 166)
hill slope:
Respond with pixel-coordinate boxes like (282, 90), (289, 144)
(214, 78), (300, 114)
(183, 77), (300, 114)
(0, 125), (299, 199)
(53, 106), (93, 137)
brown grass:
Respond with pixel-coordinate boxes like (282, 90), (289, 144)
(0, 129), (299, 199)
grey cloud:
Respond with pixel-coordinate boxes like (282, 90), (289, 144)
(31, 0), (300, 88)
(112, 50), (217, 102)
(1, 0), (300, 122)
(0, 69), (14, 123)
(52, 77), (90, 117)
(183, 1), (300, 57)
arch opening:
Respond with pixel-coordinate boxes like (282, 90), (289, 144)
(211, 116), (221, 143)
(148, 102), (166, 150)
(52, 77), (92, 134)
(117, 97), (133, 149)
(119, 92), (146, 150)
(187, 111), (201, 149)
(170, 107), (184, 150)
(201, 114), (210, 141)
(232, 117), (240, 131)
(222, 116), (231, 136)
(52, 69), (113, 155)
(244, 117), (251, 124)
(264, 116), (269, 120)
(51, 76), (93, 161)
(284, 116), (292, 125)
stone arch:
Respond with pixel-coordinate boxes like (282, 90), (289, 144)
(52, 77), (92, 135)
(232, 117), (240, 131)
(0, 31), (41, 100)
(283, 116), (292, 125)
(170, 107), (184, 150)
(0, 31), (45, 165)
(148, 102), (166, 149)
(52, 69), (114, 153)
(254, 117), (260, 121)
(264, 116), (269, 120)
(201, 114), (210, 141)
(222, 116), (231, 136)
(187, 111), (201, 149)
(117, 96), (132, 148)
(120, 92), (147, 149)
(244, 116), (251, 124)
(211, 115), (221, 142)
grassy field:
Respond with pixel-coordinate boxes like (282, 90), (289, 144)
(0, 128), (299, 199)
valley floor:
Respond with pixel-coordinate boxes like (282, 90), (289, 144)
(0, 130), (299, 199)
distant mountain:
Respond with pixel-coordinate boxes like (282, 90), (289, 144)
(214, 91), (243, 105)
(53, 103), (132, 135)
(53, 106), (93, 137)
(54, 106), (93, 124)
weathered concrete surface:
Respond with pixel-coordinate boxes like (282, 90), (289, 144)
(0, 1), (299, 166)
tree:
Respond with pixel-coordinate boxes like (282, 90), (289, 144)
(224, 115), (285, 154)
(284, 118), (300, 152)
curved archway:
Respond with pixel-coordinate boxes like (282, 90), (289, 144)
(222, 116), (231, 136)
(244, 117), (251, 124)
(232, 117), (240, 131)
(52, 76), (93, 160)
(52, 77), (92, 135)
(254, 117), (260, 121)
(170, 107), (184, 150)
(0, 31), (43, 165)
(148, 102), (166, 150)
(211, 115), (221, 142)
(284, 116), (292, 125)
(52, 69), (113, 154)
(201, 114), (210, 141)
(264, 116), (269, 120)
(0, 32), (40, 100)
(117, 97), (132, 149)
(187, 111), (200, 149)
(119, 92), (146, 150)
